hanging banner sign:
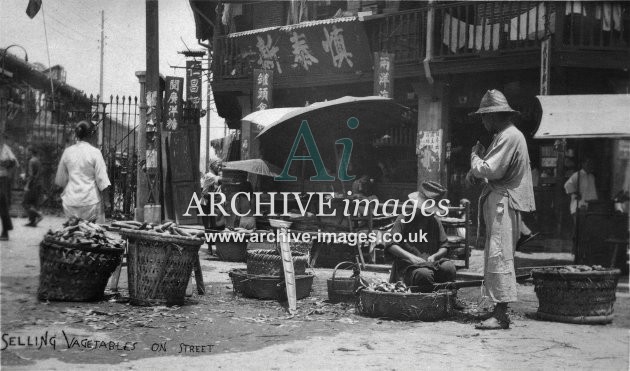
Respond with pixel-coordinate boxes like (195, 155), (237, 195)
(373, 52), (394, 98)
(186, 60), (203, 109)
(229, 19), (372, 78)
(253, 69), (273, 111)
(164, 76), (184, 131)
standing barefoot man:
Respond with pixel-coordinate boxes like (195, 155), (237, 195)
(466, 90), (535, 329)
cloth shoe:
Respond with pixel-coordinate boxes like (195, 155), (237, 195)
(475, 316), (510, 330)
(475, 303), (510, 330)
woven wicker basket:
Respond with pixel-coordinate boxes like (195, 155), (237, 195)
(228, 268), (314, 300)
(121, 229), (203, 306)
(532, 266), (621, 324)
(246, 249), (308, 276)
(38, 237), (123, 302)
(356, 289), (454, 321)
(327, 261), (358, 303)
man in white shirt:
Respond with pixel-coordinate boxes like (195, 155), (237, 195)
(0, 134), (18, 240)
(55, 121), (111, 223)
(564, 157), (598, 215)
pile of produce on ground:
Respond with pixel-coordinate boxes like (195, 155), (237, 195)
(110, 220), (205, 239)
(45, 217), (124, 249)
(362, 281), (410, 293)
(536, 265), (607, 273)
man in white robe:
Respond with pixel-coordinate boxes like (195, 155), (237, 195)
(467, 90), (535, 329)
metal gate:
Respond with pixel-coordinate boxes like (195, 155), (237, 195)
(2, 93), (139, 220)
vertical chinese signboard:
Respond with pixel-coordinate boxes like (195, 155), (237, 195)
(186, 61), (202, 109)
(164, 76), (184, 131)
(374, 52), (394, 98)
(253, 69), (273, 111)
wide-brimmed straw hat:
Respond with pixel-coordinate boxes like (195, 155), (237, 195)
(469, 89), (520, 116)
(408, 181), (447, 214)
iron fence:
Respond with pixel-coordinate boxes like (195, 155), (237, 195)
(1, 94), (139, 220)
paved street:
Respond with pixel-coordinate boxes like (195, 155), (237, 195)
(1, 215), (628, 370)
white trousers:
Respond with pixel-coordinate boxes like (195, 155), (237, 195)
(482, 192), (519, 303)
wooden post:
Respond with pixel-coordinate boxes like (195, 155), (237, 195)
(135, 71), (147, 221)
(146, 0), (162, 221)
(415, 81), (449, 186)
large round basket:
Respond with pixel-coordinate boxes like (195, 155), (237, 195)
(246, 249), (308, 276)
(356, 289), (454, 321)
(121, 229), (203, 306)
(532, 266), (621, 324)
(228, 268), (314, 300)
(327, 261), (358, 303)
(38, 237), (123, 302)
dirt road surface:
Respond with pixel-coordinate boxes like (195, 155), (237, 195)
(1, 216), (628, 370)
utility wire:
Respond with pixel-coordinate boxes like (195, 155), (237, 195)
(46, 12), (91, 39)
(52, 7), (95, 30)
(45, 23), (85, 43)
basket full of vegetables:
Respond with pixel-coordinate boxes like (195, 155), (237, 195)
(356, 281), (455, 321)
(38, 218), (124, 302)
(118, 221), (205, 306)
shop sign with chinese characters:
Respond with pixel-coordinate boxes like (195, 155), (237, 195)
(230, 19), (371, 78)
(253, 69), (273, 111)
(373, 52), (394, 98)
(186, 61), (202, 109)
(164, 76), (184, 131)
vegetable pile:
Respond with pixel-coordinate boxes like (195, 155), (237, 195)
(110, 220), (205, 239)
(537, 265), (608, 273)
(46, 217), (124, 249)
(364, 281), (410, 293)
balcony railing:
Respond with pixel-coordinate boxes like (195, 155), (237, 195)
(562, 1), (629, 50)
(365, 7), (428, 65)
(212, 2), (629, 81)
(434, 1), (545, 58)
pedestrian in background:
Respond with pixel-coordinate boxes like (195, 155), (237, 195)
(22, 146), (43, 227)
(467, 90), (535, 330)
(564, 157), (598, 215)
(55, 121), (111, 223)
(0, 133), (18, 240)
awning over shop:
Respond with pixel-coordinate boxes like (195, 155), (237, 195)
(242, 107), (300, 128)
(534, 95), (630, 139)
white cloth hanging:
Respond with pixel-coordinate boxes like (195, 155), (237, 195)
(595, 2), (622, 32)
(565, 1), (587, 16)
(468, 22), (501, 51)
(443, 13), (468, 53)
(510, 3), (554, 41)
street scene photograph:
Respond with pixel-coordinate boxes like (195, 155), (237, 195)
(1, 0), (629, 370)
